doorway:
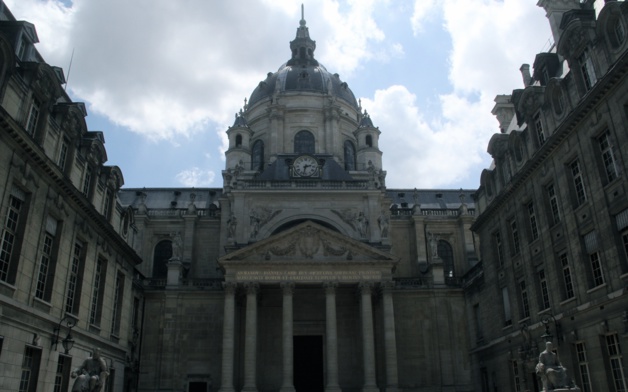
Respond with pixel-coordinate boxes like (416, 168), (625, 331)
(293, 335), (324, 392)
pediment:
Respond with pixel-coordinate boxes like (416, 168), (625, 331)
(221, 220), (395, 264)
(220, 221), (397, 284)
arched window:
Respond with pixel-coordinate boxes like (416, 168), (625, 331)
(152, 240), (172, 279)
(235, 134), (242, 147)
(294, 130), (315, 154)
(251, 140), (264, 171)
(366, 135), (373, 147)
(437, 240), (455, 281)
(344, 140), (356, 171)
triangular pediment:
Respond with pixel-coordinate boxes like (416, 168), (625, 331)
(219, 221), (397, 284)
(220, 220), (395, 264)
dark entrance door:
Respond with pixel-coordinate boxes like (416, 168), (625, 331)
(293, 335), (324, 392)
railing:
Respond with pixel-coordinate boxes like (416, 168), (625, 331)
(393, 277), (430, 289)
(391, 208), (476, 219)
(145, 209), (219, 218)
(143, 278), (223, 290)
(238, 180), (371, 190)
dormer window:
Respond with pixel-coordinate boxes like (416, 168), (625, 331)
(235, 134), (242, 147)
(16, 36), (28, 60)
(25, 98), (40, 135)
(614, 20), (625, 46)
(294, 130), (315, 154)
(533, 112), (546, 146)
(366, 135), (373, 147)
(578, 48), (597, 91)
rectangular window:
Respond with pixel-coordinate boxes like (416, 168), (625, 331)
(606, 333), (628, 392)
(111, 271), (125, 336)
(82, 166), (93, 198)
(576, 342), (592, 392)
(578, 48), (597, 90)
(571, 159), (587, 206)
(25, 99), (40, 135)
(539, 270), (550, 310)
(65, 241), (86, 315)
(534, 112), (546, 146)
(89, 258), (107, 326)
(19, 346), (41, 392)
(53, 354), (72, 392)
(512, 360), (521, 392)
(559, 253), (575, 300)
(0, 189), (26, 283)
(35, 216), (60, 301)
(103, 189), (113, 221)
(584, 231), (604, 288)
(527, 202), (539, 241)
(494, 231), (504, 267)
(510, 219), (520, 255)
(473, 304), (482, 341)
(502, 287), (512, 326)
(598, 130), (619, 183)
(58, 140), (69, 171)
(547, 184), (561, 225)
(519, 280), (530, 319)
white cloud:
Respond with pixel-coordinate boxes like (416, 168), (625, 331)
(410, 0), (438, 36)
(175, 168), (216, 187)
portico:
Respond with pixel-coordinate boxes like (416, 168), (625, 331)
(218, 221), (399, 392)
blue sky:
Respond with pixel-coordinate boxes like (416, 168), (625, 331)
(6, 0), (558, 189)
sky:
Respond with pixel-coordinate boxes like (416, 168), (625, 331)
(5, 0), (559, 190)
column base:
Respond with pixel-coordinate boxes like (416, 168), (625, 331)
(362, 385), (379, 392)
(218, 388), (236, 392)
(242, 387), (258, 392)
(280, 386), (296, 392)
(325, 385), (342, 392)
(385, 386), (400, 392)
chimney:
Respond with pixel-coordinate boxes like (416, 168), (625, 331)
(520, 64), (532, 87)
(537, 0), (582, 44)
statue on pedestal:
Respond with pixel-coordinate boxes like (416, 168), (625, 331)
(71, 348), (109, 392)
(535, 342), (577, 391)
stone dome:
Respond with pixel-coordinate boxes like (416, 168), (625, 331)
(247, 12), (359, 110)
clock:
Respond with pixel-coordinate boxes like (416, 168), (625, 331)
(292, 155), (320, 177)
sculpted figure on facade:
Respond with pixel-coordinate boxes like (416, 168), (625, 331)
(356, 211), (369, 238)
(249, 206), (282, 240)
(171, 231), (183, 260)
(428, 232), (439, 260)
(535, 342), (574, 391)
(378, 210), (389, 238)
(228, 212), (237, 239)
(71, 348), (109, 392)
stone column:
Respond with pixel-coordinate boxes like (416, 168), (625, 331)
(324, 282), (341, 392)
(280, 282), (296, 392)
(218, 282), (237, 392)
(243, 282), (259, 392)
(359, 282), (378, 392)
(381, 282), (399, 392)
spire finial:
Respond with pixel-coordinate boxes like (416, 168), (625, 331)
(300, 4), (306, 26)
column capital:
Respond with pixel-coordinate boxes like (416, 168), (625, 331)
(381, 280), (395, 293)
(223, 281), (238, 295)
(280, 281), (295, 295)
(245, 282), (260, 295)
(323, 281), (338, 294)
(358, 281), (374, 295)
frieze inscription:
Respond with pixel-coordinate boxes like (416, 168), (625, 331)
(235, 270), (381, 282)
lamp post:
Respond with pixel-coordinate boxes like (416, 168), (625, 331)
(52, 315), (76, 354)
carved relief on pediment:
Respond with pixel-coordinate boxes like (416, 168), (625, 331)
(225, 222), (393, 264)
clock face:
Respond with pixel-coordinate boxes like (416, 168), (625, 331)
(293, 155), (318, 177)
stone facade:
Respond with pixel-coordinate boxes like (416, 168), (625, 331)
(469, 1), (628, 391)
(0, 6), (143, 392)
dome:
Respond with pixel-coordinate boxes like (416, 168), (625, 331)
(248, 63), (359, 109)
(247, 12), (359, 110)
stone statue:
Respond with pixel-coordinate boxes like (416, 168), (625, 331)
(171, 232), (182, 260)
(356, 211), (368, 238)
(378, 210), (389, 238)
(228, 213), (237, 239)
(536, 341), (574, 391)
(428, 232), (438, 259)
(71, 348), (109, 392)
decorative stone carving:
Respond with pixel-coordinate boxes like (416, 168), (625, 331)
(378, 210), (389, 238)
(249, 206), (282, 239)
(227, 213), (237, 239)
(331, 209), (369, 238)
(171, 231), (182, 260)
